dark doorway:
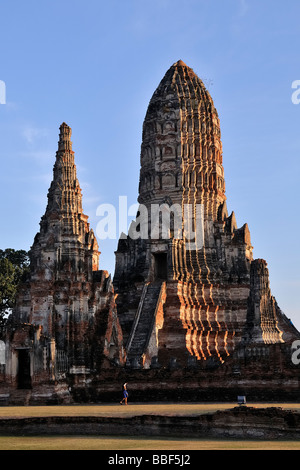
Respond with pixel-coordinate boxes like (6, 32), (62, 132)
(154, 253), (168, 280)
(17, 349), (32, 389)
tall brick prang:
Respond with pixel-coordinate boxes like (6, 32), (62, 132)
(3, 123), (124, 402)
(114, 61), (298, 369)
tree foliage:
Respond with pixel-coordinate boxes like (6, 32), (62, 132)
(0, 249), (29, 326)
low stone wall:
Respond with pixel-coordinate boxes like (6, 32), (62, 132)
(0, 407), (299, 440)
(2, 344), (300, 406)
(68, 365), (300, 404)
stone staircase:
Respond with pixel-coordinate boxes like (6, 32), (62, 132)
(126, 282), (163, 366)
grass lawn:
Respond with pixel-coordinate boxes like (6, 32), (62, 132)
(0, 402), (299, 418)
(0, 435), (300, 450)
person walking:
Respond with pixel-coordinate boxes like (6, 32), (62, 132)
(120, 382), (129, 405)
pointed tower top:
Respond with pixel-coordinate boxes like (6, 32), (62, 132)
(139, 60), (225, 221)
(58, 122), (72, 152)
(173, 59), (188, 67)
(60, 121), (70, 128)
(166, 60), (198, 82)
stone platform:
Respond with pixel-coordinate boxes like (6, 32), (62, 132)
(0, 406), (299, 440)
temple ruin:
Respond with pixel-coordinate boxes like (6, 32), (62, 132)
(1, 123), (124, 403)
(114, 60), (298, 369)
(0, 61), (299, 404)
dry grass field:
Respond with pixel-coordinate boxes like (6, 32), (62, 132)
(0, 402), (299, 450)
(0, 435), (300, 450)
(0, 402), (299, 418)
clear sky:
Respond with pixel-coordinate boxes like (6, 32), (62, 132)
(0, 0), (299, 329)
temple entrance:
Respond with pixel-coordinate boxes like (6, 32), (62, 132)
(17, 349), (32, 389)
(154, 253), (168, 280)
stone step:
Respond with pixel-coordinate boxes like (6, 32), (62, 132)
(127, 282), (162, 360)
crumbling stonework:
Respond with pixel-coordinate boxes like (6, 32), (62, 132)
(2, 123), (124, 403)
(0, 61), (299, 405)
(0, 407), (299, 440)
(114, 60), (299, 370)
(246, 259), (284, 344)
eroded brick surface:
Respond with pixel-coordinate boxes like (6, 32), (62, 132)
(1, 63), (299, 405)
(114, 61), (299, 370)
(2, 123), (125, 403)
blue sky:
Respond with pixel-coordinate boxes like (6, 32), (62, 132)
(0, 0), (299, 329)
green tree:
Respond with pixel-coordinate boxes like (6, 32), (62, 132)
(0, 249), (29, 326)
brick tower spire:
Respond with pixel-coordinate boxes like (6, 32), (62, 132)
(6, 123), (124, 397)
(32, 122), (99, 279)
(138, 60), (226, 223)
(114, 61), (291, 369)
(41, 123), (88, 239)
